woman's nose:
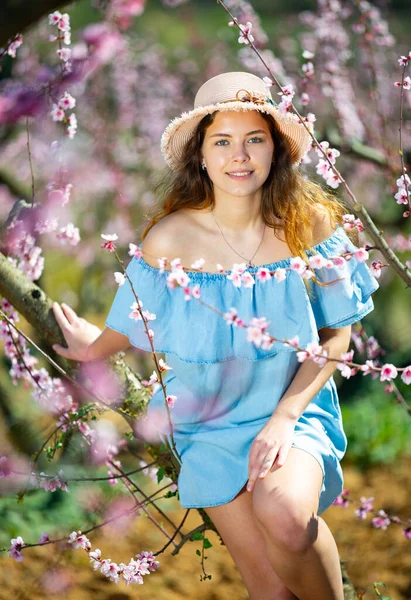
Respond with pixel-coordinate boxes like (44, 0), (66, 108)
(231, 144), (250, 162)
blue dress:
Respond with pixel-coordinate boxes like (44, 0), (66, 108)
(105, 225), (379, 515)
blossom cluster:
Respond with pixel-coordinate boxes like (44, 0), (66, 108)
(333, 490), (411, 539)
(50, 92), (77, 139)
(394, 173), (410, 209)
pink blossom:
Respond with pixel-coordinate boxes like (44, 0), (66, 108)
(67, 113), (77, 139)
(401, 365), (411, 385)
(290, 256), (307, 275)
(395, 187), (409, 204)
(284, 335), (300, 348)
(56, 48), (72, 62)
(9, 536), (25, 562)
(216, 263), (225, 273)
(50, 104), (65, 122)
(114, 272), (125, 286)
(141, 310), (156, 321)
(136, 551), (160, 572)
(273, 268), (287, 282)
(297, 341), (327, 366)
(354, 247), (369, 262)
(371, 260), (383, 278)
(227, 271), (242, 288)
(238, 22), (254, 45)
(49, 11), (62, 25)
(166, 395), (177, 408)
(128, 243), (143, 259)
(100, 560), (120, 583)
(223, 307), (239, 325)
(372, 510), (391, 530)
(300, 92), (310, 105)
(302, 61), (315, 78)
(38, 533), (50, 544)
(68, 531), (91, 550)
(39, 470), (69, 493)
(355, 496), (374, 520)
(0, 456), (11, 478)
(89, 548), (102, 569)
(101, 233), (118, 252)
(308, 254), (327, 270)
(191, 284), (201, 299)
(58, 92), (76, 110)
(56, 223), (80, 246)
(7, 34), (23, 58)
(332, 489), (350, 508)
(256, 267), (272, 282)
(380, 363), (398, 381)
(398, 55), (409, 66)
(129, 299), (143, 321)
(191, 258), (205, 270)
(241, 272), (255, 288)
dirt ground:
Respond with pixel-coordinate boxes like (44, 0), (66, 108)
(2, 457), (411, 600)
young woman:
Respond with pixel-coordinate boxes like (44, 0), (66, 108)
(52, 72), (379, 600)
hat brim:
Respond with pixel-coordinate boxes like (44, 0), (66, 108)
(160, 101), (313, 170)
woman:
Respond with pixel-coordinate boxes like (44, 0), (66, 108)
(52, 72), (379, 600)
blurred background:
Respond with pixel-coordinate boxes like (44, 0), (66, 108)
(1, 0), (411, 598)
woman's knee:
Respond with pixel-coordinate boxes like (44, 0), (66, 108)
(252, 490), (319, 554)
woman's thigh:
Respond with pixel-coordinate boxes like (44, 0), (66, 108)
(203, 485), (297, 600)
(252, 447), (325, 552)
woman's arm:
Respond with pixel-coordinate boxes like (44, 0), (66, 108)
(52, 301), (131, 361)
(273, 325), (352, 421)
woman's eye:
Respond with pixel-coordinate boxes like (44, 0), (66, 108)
(215, 139), (228, 146)
(249, 137), (263, 143)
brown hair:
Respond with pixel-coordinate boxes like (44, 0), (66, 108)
(141, 111), (351, 289)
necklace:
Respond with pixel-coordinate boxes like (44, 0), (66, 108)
(211, 210), (266, 269)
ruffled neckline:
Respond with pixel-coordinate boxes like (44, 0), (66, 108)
(137, 225), (346, 281)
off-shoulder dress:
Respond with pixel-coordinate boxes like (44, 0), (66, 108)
(106, 225), (379, 515)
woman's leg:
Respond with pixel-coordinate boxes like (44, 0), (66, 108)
(252, 447), (344, 600)
(203, 484), (298, 600)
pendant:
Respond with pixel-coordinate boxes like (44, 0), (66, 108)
(247, 261), (255, 268)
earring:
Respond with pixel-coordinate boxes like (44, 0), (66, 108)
(201, 161), (207, 170)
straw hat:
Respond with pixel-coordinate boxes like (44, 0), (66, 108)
(160, 71), (312, 171)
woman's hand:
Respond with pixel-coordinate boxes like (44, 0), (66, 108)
(247, 413), (297, 492)
(52, 302), (102, 362)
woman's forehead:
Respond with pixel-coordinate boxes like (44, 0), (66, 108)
(206, 110), (270, 134)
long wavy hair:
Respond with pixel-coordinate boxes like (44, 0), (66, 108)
(141, 111), (352, 290)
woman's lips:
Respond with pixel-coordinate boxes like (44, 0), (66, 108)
(226, 171), (254, 181)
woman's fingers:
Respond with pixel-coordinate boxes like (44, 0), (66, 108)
(247, 444), (279, 491)
(60, 302), (78, 323)
(52, 343), (71, 359)
(52, 302), (70, 329)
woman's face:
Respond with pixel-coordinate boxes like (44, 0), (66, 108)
(201, 110), (275, 200)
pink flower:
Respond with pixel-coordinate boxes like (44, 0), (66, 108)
(191, 258), (205, 270)
(0, 456), (11, 478)
(241, 272), (255, 288)
(9, 536), (25, 561)
(332, 489), (350, 508)
(354, 248), (369, 262)
(101, 233), (118, 252)
(256, 267), (272, 282)
(38, 533), (50, 544)
(114, 272), (125, 286)
(56, 48), (72, 62)
(128, 243), (143, 259)
(56, 223), (80, 246)
(297, 341), (327, 366)
(309, 254), (327, 270)
(284, 335), (300, 348)
(136, 551), (160, 572)
(58, 92), (76, 110)
(224, 307), (239, 325)
(380, 363), (398, 381)
(290, 256), (307, 275)
(395, 187), (409, 204)
(355, 496), (374, 520)
(273, 268), (287, 282)
(403, 521), (411, 539)
(401, 365), (411, 384)
(141, 310), (156, 322)
(371, 510), (391, 530)
(50, 104), (65, 122)
(49, 11), (62, 25)
(238, 21), (254, 45)
(371, 260), (383, 278)
(7, 34), (23, 58)
(68, 531), (91, 550)
(129, 299), (143, 321)
(166, 395), (177, 408)
(300, 92), (310, 105)
(216, 263), (225, 273)
(398, 55), (409, 66)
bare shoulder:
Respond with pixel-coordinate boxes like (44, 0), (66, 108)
(309, 204), (336, 246)
(141, 211), (190, 268)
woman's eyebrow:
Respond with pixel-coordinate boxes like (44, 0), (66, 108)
(209, 129), (267, 138)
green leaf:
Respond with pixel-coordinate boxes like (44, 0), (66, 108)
(191, 531), (204, 541)
(196, 549), (201, 556)
(203, 538), (213, 549)
(156, 466), (165, 484)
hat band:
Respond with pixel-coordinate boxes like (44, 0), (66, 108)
(210, 88), (278, 107)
